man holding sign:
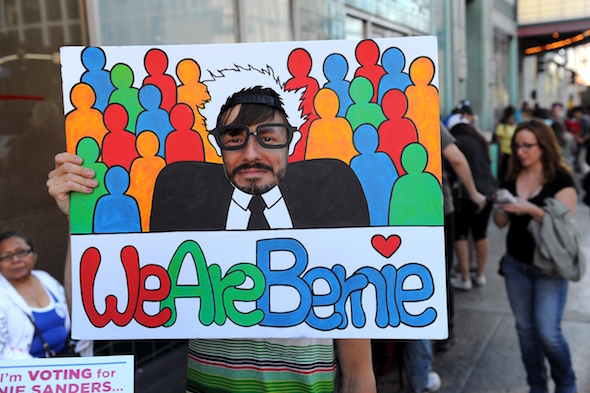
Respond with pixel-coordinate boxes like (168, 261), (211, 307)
(47, 86), (376, 392)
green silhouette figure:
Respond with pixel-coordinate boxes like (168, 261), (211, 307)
(70, 137), (108, 234)
(109, 63), (143, 133)
(346, 76), (386, 131)
(389, 142), (443, 226)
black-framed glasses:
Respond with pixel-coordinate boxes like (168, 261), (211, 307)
(512, 142), (538, 152)
(0, 249), (33, 262)
(211, 123), (295, 150)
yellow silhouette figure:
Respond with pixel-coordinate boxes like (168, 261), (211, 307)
(128, 131), (166, 232)
(405, 57), (441, 183)
(176, 59), (221, 164)
(65, 83), (108, 155)
(305, 88), (357, 164)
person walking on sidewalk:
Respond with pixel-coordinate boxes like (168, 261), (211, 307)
(493, 119), (577, 393)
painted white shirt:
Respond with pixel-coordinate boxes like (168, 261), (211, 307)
(225, 186), (293, 230)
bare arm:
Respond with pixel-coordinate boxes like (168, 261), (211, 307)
(46, 152), (97, 308)
(495, 186), (577, 225)
(335, 339), (376, 393)
(442, 143), (487, 211)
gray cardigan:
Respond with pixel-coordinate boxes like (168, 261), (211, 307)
(528, 198), (586, 281)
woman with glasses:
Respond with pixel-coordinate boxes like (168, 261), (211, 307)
(493, 119), (577, 393)
(0, 230), (91, 358)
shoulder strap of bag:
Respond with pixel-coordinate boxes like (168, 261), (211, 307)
(25, 313), (56, 358)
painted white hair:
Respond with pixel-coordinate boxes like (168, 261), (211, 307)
(201, 65), (304, 157)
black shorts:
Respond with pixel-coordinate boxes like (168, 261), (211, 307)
(454, 199), (492, 241)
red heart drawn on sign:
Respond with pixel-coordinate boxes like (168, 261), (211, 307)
(371, 235), (402, 258)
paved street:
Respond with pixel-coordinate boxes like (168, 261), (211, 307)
(135, 192), (590, 393)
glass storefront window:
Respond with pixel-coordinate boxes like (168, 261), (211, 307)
(243, 0), (292, 42)
(345, 15), (364, 39)
(0, 0), (83, 278)
(93, 0), (237, 45)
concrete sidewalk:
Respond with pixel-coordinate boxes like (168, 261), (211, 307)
(377, 197), (590, 393)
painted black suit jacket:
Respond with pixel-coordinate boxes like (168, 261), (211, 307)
(150, 159), (369, 232)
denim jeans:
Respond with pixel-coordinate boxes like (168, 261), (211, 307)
(404, 340), (433, 393)
(502, 254), (577, 393)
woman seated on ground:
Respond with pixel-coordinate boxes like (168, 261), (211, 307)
(0, 230), (92, 358)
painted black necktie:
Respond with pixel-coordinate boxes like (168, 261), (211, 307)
(247, 195), (270, 230)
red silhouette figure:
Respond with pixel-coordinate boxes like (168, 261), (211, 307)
(102, 103), (139, 171)
(354, 39), (385, 103)
(143, 48), (177, 113)
(285, 48), (319, 163)
(165, 103), (205, 164)
(377, 89), (418, 176)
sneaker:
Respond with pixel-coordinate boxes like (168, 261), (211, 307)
(424, 371), (441, 392)
(450, 276), (472, 291)
(473, 275), (487, 286)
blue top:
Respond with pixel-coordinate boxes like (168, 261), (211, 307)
(30, 293), (67, 357)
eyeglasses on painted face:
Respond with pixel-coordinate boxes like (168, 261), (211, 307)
(512, 142), (538, 152)
(211, 123), (295, 150)
(0, 249), (33, 262)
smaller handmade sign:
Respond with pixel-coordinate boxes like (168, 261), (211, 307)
(0, 355), (134, 393)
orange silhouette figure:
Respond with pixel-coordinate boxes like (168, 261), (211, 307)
(285, 48), (319, 163)
(102, 103), (138, 171)
(143, 48), (177, 112)
(65, 83), (108, 155)
(405, 57), (441, 182)
(128, 131), (166, 232)
(354, 39), (385, 103)
(305, 88), (357, 164)
(166, 103), (205, 164)
(176, 58), (220, 164)
(377, 89), (418, 176)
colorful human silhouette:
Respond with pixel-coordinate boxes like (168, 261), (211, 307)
(94, 166), (141, 233)
(143, 48), (177, 113)
(109, 63), (143, 134)
(377, 47), (411, 103)
(389, 143), (443, 226)
(351, 124), (397, 226)
(306, 88), (357, 164)
(323, 53), (353, 118)
(176, 58), (220, 163)
(128, 131), (166, 232)
(285, 48), (319, 162)
(377, 89), (418, 175)
(165, 103), (205, 164)
(354, 39), (385, 103)
(70, 137), (108, 235)
(102, 103), (139, 171)
(137, 84), (173, 158)
(346, 76), (386, 131)
(65, 83), (109, 155)
(80, 47), (114, 112)
(405, 56), (441, 182)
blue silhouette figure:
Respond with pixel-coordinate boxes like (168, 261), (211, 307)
(94, 166), (141, 233)
(351, 124), (397, 226)
(377, 47), (411, 104)
(323, 53), (353, 118)
(136, 84), (174, 158)
(80, 47), (114, 112)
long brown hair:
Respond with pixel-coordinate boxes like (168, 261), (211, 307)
(507, 118), (572, 182)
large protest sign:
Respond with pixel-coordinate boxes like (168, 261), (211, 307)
(60, 36), (446, 340)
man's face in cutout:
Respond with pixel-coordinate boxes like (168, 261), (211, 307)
(220, 104), (288, 195)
